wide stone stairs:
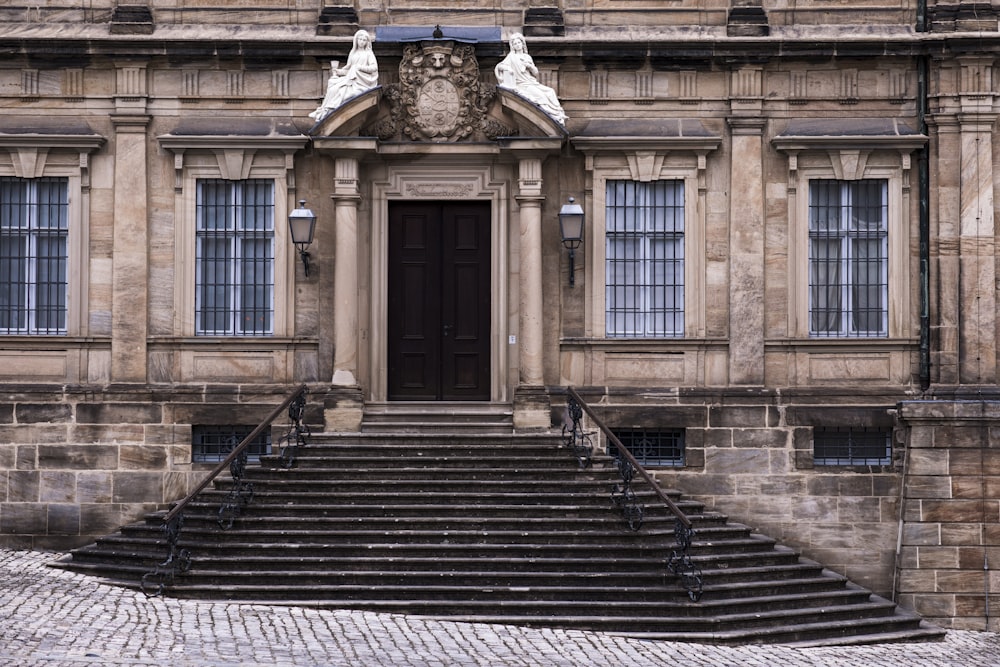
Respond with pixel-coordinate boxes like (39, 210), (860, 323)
(54, 428), (944, 646)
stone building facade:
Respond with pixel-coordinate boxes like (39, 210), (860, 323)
(0, 0), (997, 631)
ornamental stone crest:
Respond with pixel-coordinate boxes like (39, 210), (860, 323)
(370, 40), (516, 142)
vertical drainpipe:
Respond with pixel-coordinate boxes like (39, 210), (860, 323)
(917, 0), (931, 391)
(895, 0), (932, 605)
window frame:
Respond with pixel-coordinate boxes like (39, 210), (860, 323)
(0, 138), (99, 338)
(604, 179), (686, 338)
(773, 141), (920, 342)
(191, 424), (272, 463)
(586, 162), (708, 340)
(194, 178), (276, 337)
(788, 160), (910, 340)
(807, 178), (890, 338)
(609, 427), (686, 468)
(159, 137), (305, 339)
(0, 176), (71, 335)
(813, 426), (892, 467)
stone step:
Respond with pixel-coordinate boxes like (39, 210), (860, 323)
(360, 403), (515, 435)
(190, 488), (700, 511)
(235, 467), (624, 482)
(161, 500), (722, 522)
(53, 425), (944, 645)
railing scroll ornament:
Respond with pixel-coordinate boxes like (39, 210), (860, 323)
(141, 385), (309, 597)
(563, 386), (704, 602)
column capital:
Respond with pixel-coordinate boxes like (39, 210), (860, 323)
(727, 117), (766, 135)
(516, 157), (544, 198)
(110, 114), (151, 131)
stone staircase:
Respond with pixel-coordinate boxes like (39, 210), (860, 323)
(53, 424), (945, 646)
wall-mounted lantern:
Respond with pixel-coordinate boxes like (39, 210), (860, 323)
(288, 200), (317, 276)
(559, 196), (585, 287)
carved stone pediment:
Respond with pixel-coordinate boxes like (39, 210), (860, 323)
(366, 41), (517, 142)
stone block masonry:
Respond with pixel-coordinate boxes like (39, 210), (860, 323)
(897, 399), (1000, 630)
(0, 384), (315, 550)
(575, 386), (905, 599)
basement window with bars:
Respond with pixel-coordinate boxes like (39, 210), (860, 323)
(609, 428), (685, 467)
(192, 425), (271, 463)
(813, 426), (891, 466)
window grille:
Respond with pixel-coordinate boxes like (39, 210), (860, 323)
(808, 179), (888, 337)
(192, 425), (271, 463)
(609, 428), (685, 467)
(606, 180), (684, 337)
(0, 177), (68, 335)
(195, 179), (275, 336)
(813, 426), (891, 466)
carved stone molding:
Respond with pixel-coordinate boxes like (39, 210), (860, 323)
(372, 41), (515, 142)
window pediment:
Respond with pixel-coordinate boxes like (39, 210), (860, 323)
(772, 118), (926, 152)
(0, 124), (104, 180)
(158, 121), (308, 191)
(572, 119), (721, 154)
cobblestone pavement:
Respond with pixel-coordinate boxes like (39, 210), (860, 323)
(1, 549), (997, 667)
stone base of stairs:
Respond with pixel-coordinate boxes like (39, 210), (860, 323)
(53, 428), (946, 646)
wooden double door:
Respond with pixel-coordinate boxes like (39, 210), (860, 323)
(387, 201), (491, 401)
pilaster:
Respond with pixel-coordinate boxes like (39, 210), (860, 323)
(110, 111), (150, 383)
(956, 57), (998, 384)
(727, 96), (766, 385)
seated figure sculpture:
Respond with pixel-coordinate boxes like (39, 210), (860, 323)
(494, 32), (567, 126)
(309, 30), (379, 122)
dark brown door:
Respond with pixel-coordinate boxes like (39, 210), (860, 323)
(388, 201), (491, 401)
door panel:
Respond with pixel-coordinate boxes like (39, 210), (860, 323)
(388, 201), (490, 401)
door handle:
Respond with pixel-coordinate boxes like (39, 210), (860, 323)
(443, 323), (453, 338)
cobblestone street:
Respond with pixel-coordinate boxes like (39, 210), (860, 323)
(1, 549), (996, 667)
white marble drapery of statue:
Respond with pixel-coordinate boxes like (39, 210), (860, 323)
(494, 32), (566, 126)
(309, 29), (379, 122)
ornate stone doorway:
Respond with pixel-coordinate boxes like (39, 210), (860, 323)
(387, 200), (491, 401)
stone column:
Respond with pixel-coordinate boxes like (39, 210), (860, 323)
(727, 68), (766, 385)
(956, 57), (997, 384)
(110, 107), (150, 382)
(326, 156), (363, 431)
(514, 157), (549, 428)
(331, 157), (360, 387)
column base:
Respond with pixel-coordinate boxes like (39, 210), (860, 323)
(513, 385), (552, 431)
(322, 386), (364, 432)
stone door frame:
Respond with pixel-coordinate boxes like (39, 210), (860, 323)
(368, 160), (512, 404)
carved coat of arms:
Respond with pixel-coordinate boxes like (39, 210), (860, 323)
(372, 41), (515, 143)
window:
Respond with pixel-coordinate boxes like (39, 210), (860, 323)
(813, 426), (891, 466)
(195, 179), (274, 336)
(606, 180), (684, 337)
(192, 425), (271, 463)
(609, 428), (685, 467)
(808, 179), (888, 337)
(0, 177), (69, 335)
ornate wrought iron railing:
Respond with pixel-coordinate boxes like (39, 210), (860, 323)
(562, 386), (703, 601)
(141, 384), (310, 596)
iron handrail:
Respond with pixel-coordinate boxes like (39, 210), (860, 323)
(564, 386), (703, 601)
(566, 386), (691, 529)
(162, 383), (308, 524)
(142, 383), (309, 596)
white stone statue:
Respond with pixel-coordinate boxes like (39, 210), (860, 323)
(494, 32), (566, 126)
(309, 29), (379, 122)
